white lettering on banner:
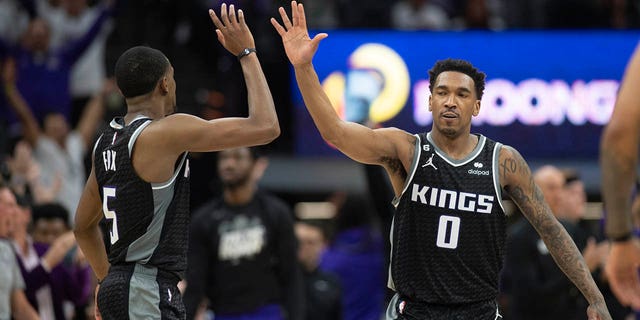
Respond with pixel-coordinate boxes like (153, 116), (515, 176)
(413, 79), (619, 126)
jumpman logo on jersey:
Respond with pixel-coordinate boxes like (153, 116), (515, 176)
(422, 153), (437, 170)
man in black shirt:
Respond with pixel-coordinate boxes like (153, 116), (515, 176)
(73, 4), (280, 319)
(271, 2), (611, 319)
(184, 147), (303, 320)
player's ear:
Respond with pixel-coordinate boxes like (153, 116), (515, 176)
(473, 99), (480, 117)
(251, 157), (269, 181)
(159, 77), (169, 95)
(428, 94), (433, 112)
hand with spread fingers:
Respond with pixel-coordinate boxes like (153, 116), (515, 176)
(604, 239), (640, 309)
(271, 0), (328, 67)
(208, 3), (255, 56)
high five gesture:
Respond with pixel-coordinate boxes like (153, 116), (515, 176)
(271, 1), (328, 66)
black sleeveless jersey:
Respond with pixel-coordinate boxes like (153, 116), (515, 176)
(94, 117), (190, 279)
(390, 132), (506, 304)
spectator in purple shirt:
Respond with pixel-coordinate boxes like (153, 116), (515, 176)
(12, 202), (92, 320)
(319, 192), (386, 320)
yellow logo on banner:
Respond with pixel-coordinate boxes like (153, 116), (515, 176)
(322, 43), (410, 124)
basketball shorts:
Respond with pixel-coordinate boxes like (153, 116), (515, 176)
(97, 264), (185, 320)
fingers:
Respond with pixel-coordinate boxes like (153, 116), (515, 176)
(237, 9), (246, 28)
(270, 17), (286, 36)
(208, 9), (223, 30)
(220, 3), (231, 28)
(215, 29), (225, 46)
(311, 33), (329, 45)
(228, 4), (238, 27)
(297, 1), (308, 31)
(279, 6), (292, 30)
(608, 268), (639, 307)
(291, 1), (297, 27)
(210, 3), (240, 29)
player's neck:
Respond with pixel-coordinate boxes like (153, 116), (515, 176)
(223, 184), (256, 206)
(124, 96), (167, 123)
(429, 130), (478, 160)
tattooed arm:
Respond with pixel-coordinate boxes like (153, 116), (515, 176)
(499, 145), (611, 320)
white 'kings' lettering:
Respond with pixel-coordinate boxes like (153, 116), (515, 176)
(411, 184), (493, 213)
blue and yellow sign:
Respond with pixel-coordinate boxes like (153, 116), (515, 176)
(293, 30), (640, 159)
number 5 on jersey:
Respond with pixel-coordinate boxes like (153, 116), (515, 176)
(102, 187), (119, 244)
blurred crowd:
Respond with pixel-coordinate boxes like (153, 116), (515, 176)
(1, 0), (640, 319)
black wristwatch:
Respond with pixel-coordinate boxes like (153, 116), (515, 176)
(237, 48), (257, 60)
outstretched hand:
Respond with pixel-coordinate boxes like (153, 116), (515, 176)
(271, 1), (328, 67)
(604, 239), (640, 309)
(208, 3), (255, 56)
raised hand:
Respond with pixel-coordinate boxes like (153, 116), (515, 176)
(209, 3), (255, 56)
(604, 239), (640, 309)
(271, 1), (328, 67)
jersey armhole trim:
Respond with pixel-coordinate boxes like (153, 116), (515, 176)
(127, 120), (152, 155)
(492, 142), (506, 213)
(152, 152), (189, 190)
(92, 134), (104, 162)
(392, 134), (421, 208)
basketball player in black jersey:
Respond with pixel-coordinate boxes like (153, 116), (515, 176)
(272, 2), (611, 319)
(601, 43), (640, 310)
(73, 4), (280, 319)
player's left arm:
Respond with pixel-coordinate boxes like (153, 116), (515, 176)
(599, 41), (640, 309)
(601, 42), (640, 240)
(73, 165), (110, 283)
(498, 145), (611, 319)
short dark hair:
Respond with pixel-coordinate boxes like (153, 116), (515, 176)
(32, 203), (70, 229)
(115, 46), (170, 98)
(428, 59), (486, 99)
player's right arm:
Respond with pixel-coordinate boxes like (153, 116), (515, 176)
(271, 2), (412, 172)
(73, 165), (110, 284)
(600, 41), (640, 309)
